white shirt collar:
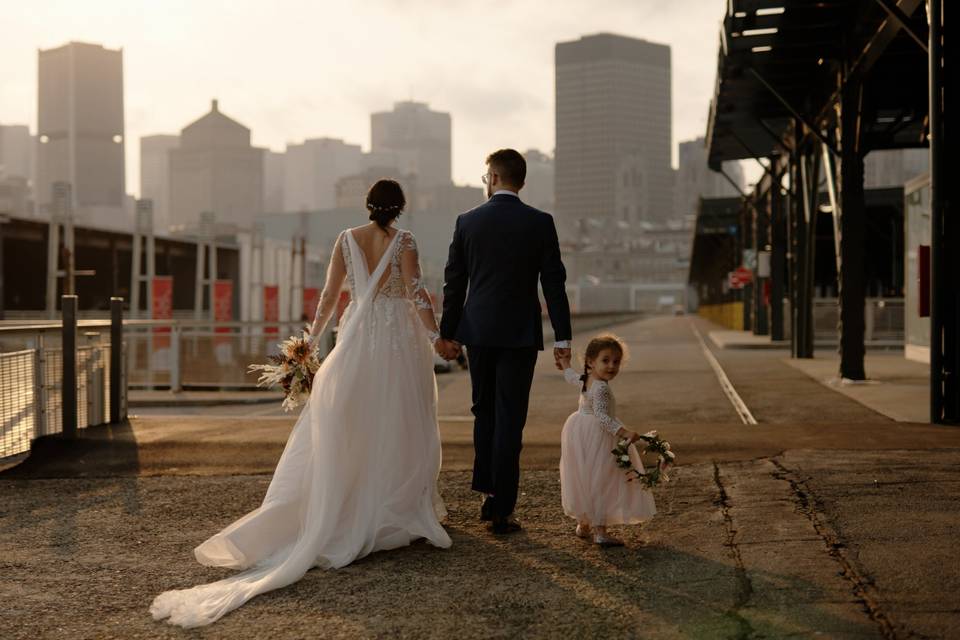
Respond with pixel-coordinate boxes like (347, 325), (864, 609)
(492, 189), (519, 198)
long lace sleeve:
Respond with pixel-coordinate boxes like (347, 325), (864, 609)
(593, 382), (625, 436)
(563, 367), (582, 387)
(399, 232), (441, 345)
(308, 232), (347, 342)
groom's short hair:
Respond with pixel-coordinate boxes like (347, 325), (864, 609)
(486, 149), (526, 188)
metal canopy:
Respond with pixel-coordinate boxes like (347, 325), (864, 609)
(706, 0), (929, 170)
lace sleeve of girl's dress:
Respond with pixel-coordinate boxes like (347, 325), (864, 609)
(563, 367), (582, 387)
(399, 232), (441, 344)
(593, 381), (624, 436)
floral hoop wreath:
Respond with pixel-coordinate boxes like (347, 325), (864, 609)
(612, 430), (675, 488)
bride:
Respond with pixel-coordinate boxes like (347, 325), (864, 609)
(150, 179), (452, 628)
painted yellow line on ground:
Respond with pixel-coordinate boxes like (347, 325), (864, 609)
(690, 321), (758, 425)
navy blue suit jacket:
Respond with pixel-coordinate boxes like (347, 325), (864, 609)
(440, 193), (572, 350)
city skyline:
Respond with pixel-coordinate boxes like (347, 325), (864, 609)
(0, 0), (740, 197)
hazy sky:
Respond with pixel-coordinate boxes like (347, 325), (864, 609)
(0, 0), (741, 196)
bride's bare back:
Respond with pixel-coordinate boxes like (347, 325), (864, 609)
(348, 223), (399, 290)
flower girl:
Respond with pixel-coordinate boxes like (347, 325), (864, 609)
(559, 335), (656, 547)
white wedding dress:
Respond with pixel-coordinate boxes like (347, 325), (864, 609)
(150, 228), (452, 628)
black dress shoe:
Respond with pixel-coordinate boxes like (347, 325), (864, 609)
(489, 517), (522, 535)
(480, 497), (495, 522)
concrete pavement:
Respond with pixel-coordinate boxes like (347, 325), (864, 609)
(2, 314), (959, 639)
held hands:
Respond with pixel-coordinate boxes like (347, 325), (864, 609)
(434, 338), (462, 361)
(554, 347), (571, 371)
(617, 428), (643, 444)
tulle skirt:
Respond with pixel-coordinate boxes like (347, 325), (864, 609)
(559, 412), (656, 527)
(150, 298), (451, 627)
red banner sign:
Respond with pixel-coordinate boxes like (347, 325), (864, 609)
(303, 287), (320, 324)
(152, 276), (173, 349)
(214, 279), (233, 336)
(264, 285), (279, 334)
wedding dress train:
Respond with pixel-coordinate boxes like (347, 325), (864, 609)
(150, 228), (451, 627)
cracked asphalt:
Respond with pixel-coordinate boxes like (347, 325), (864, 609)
(2, 315), (959, 639)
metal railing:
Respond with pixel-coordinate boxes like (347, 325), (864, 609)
(812, 298), (905, 345)
(0, 297), (127, 459)
(123, 320), (334, 390)
(0, 297), (337, 460)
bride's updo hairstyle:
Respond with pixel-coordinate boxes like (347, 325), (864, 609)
(366, 179), (406, 231)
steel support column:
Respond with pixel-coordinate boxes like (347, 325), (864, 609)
(797, 145), (820, 359)
(788, 142), (800, 356)
(754, 190), (770, 336)
(770, 163), (786, 341)
(929, 0), (960, 423)
(837, 76), (867, 380)
(741, 200), (753, 332)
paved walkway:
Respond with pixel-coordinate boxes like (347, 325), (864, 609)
(784, 351), (930, 423)
(2, 315), (958, 639)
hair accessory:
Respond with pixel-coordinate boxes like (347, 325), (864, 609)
(368, 203), (402, 213)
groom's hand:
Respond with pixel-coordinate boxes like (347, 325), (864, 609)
(435, 338), (462, 360)
(553, 347), (571, 370)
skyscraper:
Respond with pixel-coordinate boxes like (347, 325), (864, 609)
(371, 101), (451, 188)
(140, 134), (179, 233)
(674, 137), (744, 219)
(522, 149), (555, 212)
(263, 150), (286, 213)
(0, 124), (35, 183)
(36, 41), (126, 224)
(283, 138), (362, 212)
(168, 100), (263, 229)
(555, 33), (672, 235)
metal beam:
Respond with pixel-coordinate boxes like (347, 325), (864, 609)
(873, 0), (929, 53)
(747, 67), (840, 157)
(769, 165), (787, 341)
(813, 0), (925, 131)
(718, 167), (749, 198)
(755, 116), (794, 154)
(928, 0), (959, 423)
(728, 128), (779, 181)
(837, 78), (868, 381)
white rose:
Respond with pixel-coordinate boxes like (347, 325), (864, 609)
(620, 455), (630, 463)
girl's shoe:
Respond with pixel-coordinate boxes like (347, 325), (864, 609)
(575, 523), (592, 539)
(593, 532), (625, 547)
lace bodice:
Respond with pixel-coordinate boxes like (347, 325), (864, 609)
(339, 230), (417, 300)
(563, 368), (624, 435)
(309, 227), (440, 345)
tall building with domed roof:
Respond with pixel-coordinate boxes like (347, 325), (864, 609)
(168, 99), (264, 230)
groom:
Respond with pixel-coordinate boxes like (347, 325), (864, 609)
(437, 148), (572, 534)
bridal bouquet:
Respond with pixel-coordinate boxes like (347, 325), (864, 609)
(247, 328), (320, 411)
(612, 430), (675, 488)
